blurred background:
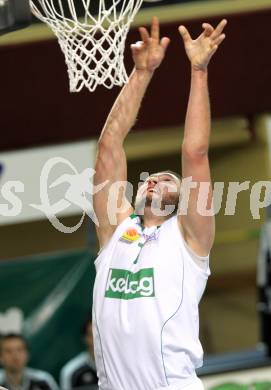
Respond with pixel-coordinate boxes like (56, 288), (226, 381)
(1, 0), (271, 389)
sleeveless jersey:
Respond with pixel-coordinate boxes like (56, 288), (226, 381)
(92, 214), (210, 390)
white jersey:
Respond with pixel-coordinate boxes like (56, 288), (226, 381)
(92, 214), (210, 390)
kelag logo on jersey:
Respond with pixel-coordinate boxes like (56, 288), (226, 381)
(105, 268), (155, 299)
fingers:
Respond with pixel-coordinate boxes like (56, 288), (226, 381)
(137, 19), (169, 52)
(138, 17), (160, 46)
(202, 23), (214, 37)
(202, 19), (226, 49)
(151, 16), (160, 41)
(139, 27), (150, 45)
(214, 33), (226, 46)
(211, 19), (227, 40)
(130, 41), (144, 55)
(160, 37), (170, 51)
(131, 41), (144, 49)
(178, 25), (192, 43)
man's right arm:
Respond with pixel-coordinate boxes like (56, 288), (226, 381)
(94, 17), (170, 249)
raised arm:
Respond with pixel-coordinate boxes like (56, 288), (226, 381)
(178, 20), (227, 256)
(94, 17), (170, 249)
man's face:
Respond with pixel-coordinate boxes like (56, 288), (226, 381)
(135, 173), (181, 214)
(0, 338), (28, 373)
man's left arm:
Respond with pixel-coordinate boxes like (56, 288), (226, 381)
(178, 19), (227, 257)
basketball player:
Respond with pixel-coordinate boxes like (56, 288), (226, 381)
(92, 17), (227, 390)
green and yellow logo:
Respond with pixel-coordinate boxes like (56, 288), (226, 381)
(120, 227), (141, 243)
(105, 268), (155, 300)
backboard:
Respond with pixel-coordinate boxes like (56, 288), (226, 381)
(0, 0), (31, 36)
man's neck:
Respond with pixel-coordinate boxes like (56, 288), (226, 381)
(140, 207), (171, 227)
(6, 371), (24, 387)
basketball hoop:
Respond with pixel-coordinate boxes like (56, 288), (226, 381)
(29, 0), (145, 92)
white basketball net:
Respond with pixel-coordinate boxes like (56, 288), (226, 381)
(29, 0), (144, 92)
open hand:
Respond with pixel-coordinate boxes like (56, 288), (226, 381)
(131, 16), (170, 73)
(179, 19), (227, 71)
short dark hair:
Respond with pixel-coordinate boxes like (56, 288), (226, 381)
(0, 333), (28, 352)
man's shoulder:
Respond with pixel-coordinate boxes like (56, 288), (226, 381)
(60, 352), (97, 389)
(60, 352), (92, 375)
(96, 214), (137, 258)
(25, 368), (58, 390)
(26, 367), (54, 379)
